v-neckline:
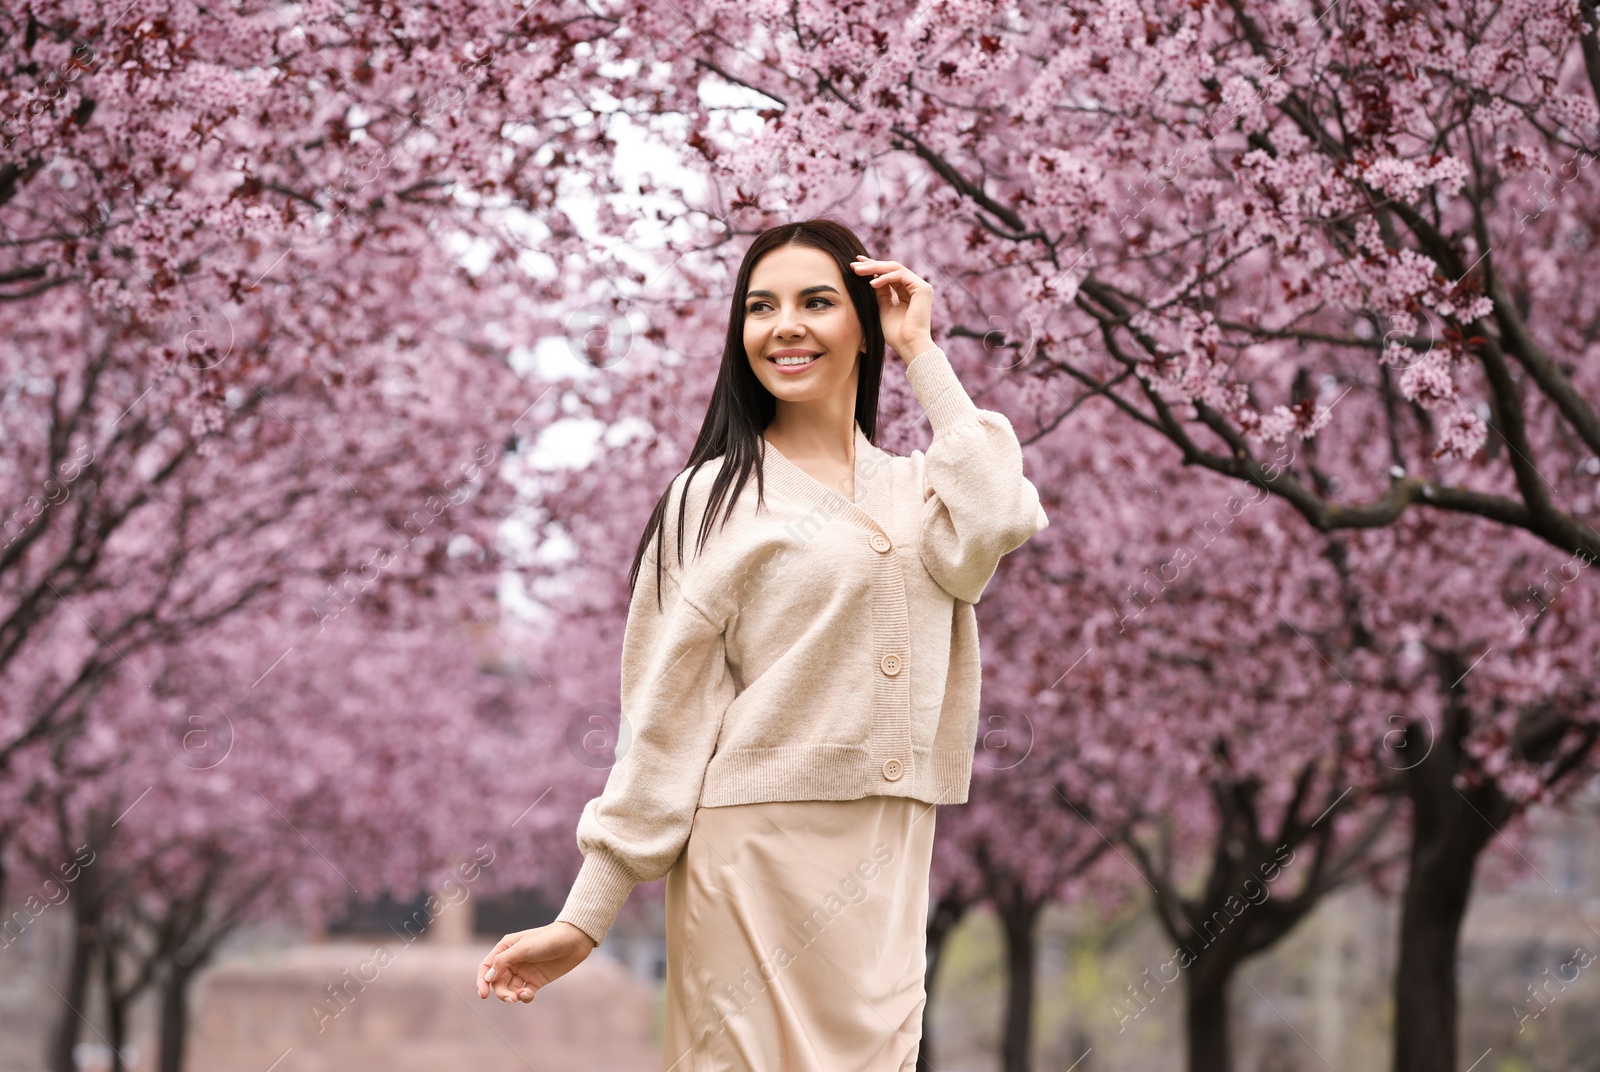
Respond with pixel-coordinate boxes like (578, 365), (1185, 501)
(762, 427), (860, 504)
(758, 422), (885, 533)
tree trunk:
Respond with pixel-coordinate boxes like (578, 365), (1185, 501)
(49, 873), (101, 1072)
(918, 891), (971, 1072)
(103, 937), (132, 1072)
(1391, 702), (1506, 1072)
(158, 962), (198, 1072)
(996, 883), (1043, 1072)
(1117, 753), (1385, 1072)
(1185, 970), (1232, 1072)
(1391, 840), (1485, 1072)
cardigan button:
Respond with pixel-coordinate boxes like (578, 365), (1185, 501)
(869, 532), (892, 553)
(879, 653), (901, 676)
(882, 758), (903, 781)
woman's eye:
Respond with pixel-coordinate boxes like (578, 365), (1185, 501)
(746, 298), (835, 313)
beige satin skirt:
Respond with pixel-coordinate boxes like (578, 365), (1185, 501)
(662, 794), (938, 1072)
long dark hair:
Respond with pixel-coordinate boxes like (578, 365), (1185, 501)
(629, 216), (888, 609)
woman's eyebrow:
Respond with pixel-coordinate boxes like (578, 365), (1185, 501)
(746, 284), (842, 299)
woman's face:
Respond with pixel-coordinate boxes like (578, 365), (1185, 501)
(743, 243), (864, 409)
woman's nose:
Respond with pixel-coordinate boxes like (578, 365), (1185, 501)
(774, 303), (804, 335)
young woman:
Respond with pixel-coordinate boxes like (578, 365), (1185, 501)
(477, 217), (1049, 1069)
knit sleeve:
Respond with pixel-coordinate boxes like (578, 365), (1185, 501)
(554, 551), (735, 947)
(905, 345), (1050, 605)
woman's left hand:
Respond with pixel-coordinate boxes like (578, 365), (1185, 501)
(850, 256), (935, 362)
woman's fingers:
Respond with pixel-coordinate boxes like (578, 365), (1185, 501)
(477, 934), (514, 997)
(852, 258), (909, 284)
(864, 267), (924, 288)
(491, 961), (529, 1001)
(870, 275), (901, 304)
(490, 937), (529, 987)
(869, 270), (928, 307)
(851, 258), (924, 286)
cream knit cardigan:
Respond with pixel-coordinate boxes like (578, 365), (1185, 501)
(555, 345), (1050, 945)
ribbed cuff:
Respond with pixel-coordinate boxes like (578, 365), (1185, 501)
(553, 849), (638, 947)
(904, 346), (982, 434)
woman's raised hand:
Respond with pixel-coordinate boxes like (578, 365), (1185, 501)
(475, 921), (596, 1003)
(850, 255), (936, 362)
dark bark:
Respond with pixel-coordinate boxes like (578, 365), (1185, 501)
(995, 884), (1045, 1072)
(48, 865), (101, 1072)
(101, 918), (158, 1072)
(48, 917), (95, 1072)
(917, 889), (973, 1072)
(1390, 661), (1508, 1072)
(1391, 820), (1488, 1072)
(103, 939), (129, 1072)
(1185, 970), (1232, 1072)
(157, 960), (198, 1072)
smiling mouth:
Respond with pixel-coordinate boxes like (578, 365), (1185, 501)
(769, 353), (821, 368)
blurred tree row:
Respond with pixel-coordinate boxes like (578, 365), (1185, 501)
(4, 2), (1598, 1070)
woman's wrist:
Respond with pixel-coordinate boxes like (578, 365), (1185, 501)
(555, 919), (598, 948)
(896, 336), (938, 365)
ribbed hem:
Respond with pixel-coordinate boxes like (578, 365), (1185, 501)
(553, 849), (638, 947)
(700, 742), (973, 807)
(903, 346), (982, 434)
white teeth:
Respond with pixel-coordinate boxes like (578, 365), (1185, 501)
(773, 354), (817, 366)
